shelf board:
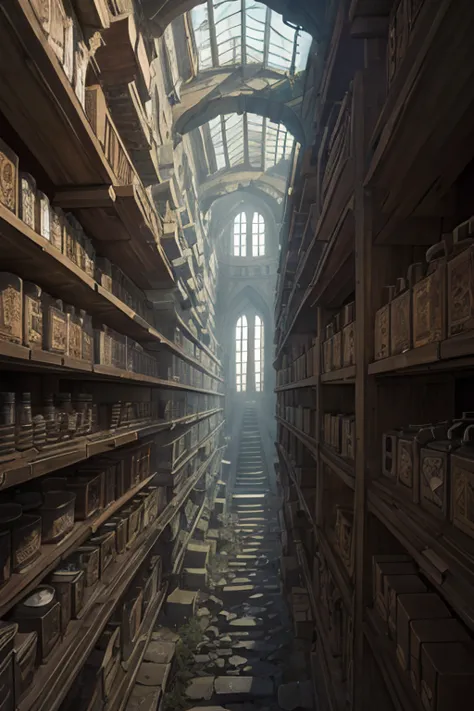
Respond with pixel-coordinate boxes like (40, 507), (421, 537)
(0, 474), (156, 618)
(18, 446), (218, 711)
(275, 375), (319, 392)
(55, 184), (174, 290)
(278, 444), (353, 611)
(319, 445), (355, 490)
(295, 541), (348, 711)
(276, 417), (318, 460)
(0, 0), (115, 186)
(170, 420), (225, 478)
(321, 365), (356, 384)
(103, 585), (169, 711)
(172, 498), (208, 576)
(364, 608), (422, 711)
(0, 205), (221, 383)
(0, 408), (223, 492)
(365, 0), (474, 238)
(0, 343), (224, 395)
(368, 334), (474, 377)
(368, 480), (474, 633)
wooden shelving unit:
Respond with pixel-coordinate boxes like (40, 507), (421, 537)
(0, 1), (225, 710)
(275, 2), (474, 710)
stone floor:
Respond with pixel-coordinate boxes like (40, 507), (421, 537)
(127, 405), (313, 711)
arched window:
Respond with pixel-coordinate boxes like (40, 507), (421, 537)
(232, 210), (265, 257)
(252, 213), (265, 256)
(233, 212), (247, 256)
(235, 315), (248, 392)
(254, 315), (264, 392)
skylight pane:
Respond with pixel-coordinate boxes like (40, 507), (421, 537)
(208, 116), (226, 171)
(190, 5), (213, 71)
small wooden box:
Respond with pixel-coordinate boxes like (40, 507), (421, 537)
(332, 331), (342, 370)
(73, 546), (100, 587)
(50, 207), (64, 252)
(23, 282), (43, 350)
(382, 429), (401, 479)
(386, 574), (427, 640)
(374, 286), (394, 360)
(419, 440), (450, 519)
(334, 506), (353, 571)
(36, 191), (51, 241)
(341, 416), (355, 460)
(412, 242), (447, 348)
(0, 137), (19, 215)
(397, 426), (422, 499)
(42, 294), (67, 354)
(390, 278), (411, 356)
(447, 241), (474, 338)
(0, 273), (23, 344)
(410, 618), (470, 694)
(451, 426), (474, 540)
(67, 473), (103, 520)
(50, 568), (85, 619)
(396, 593), (451, 671)
(19, 172), (37, 230)
(372, 555), (416, 622)
(420, 642), (474, 711)
(89, 531), (116, 577)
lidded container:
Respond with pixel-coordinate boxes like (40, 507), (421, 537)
(23, 282), (43, 350)
(15, 393), (33, 452)
(19, 172), (37, 230)
(41, 294), (67, 354)
(65, 304), (82, 360)
(0, 273), (22, 344)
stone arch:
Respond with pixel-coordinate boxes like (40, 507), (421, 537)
(175, 94), (305, 146)
(143, 0), (325, 40)
(198, 169), (286, 212)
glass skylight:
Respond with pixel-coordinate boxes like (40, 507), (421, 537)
(199, 112), (295, 174)
(191, 0), (312, 74)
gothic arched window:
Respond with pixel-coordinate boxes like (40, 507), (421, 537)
(233, 212), (247, 256)
(254, 314), (264, 391)
(235, 315), (248, 392)
(231, 210), (265, 257)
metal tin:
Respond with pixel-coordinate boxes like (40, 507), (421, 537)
(66, 473), (103, 520)
(73, 546), (100, 587)
(13, 586), (61, 664)
(40, 490), (76, 543)
(11, 515), (41, 572)
(89, 531), (116, 577)
(51, 567), (85, 618)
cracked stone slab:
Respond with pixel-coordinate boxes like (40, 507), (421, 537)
(126, 685), (161, 710)
(136, 662), (171, 688)
(229, 655), (247, 667)
(214, 676), (274, 697)
(143, 640), (175, 665)
(185, 677), (215, 701)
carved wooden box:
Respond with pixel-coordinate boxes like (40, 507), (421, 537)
(396, 593), (450, 672)
(419, 442), (450, 519)
(0, 138), (19, 215)
(332, 331), (342, 370)
(65, 305), (82, 360)
(412, 247), (446, 348)
(334, 506), (353, 571)
(341, 416), (355, 460)
(420, 642), (474, 711)
(19, 173), (37, 230)
(0, 273), (23, 344)
(451, 443), (474, 541)
(447, 245), (474, 337)
(50, 207), (64, 252)
(374, 300), (391, 361)
(410, 618), (470, 695)
(372, 555), (416, 622)
(397, 426), (424, 500)
(23, 282), (43, 350)
(36, 192), (51, 241)
(386, 574), (427, 640)
(390, 278), (411, 356)
(42, 295), (67, 354)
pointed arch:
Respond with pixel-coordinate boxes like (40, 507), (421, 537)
(254, 314), (264, 392)
(235, 314), (248, 392)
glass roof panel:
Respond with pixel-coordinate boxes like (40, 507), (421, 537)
(190, 1), (311, 73)
(197, 112), (295, 175)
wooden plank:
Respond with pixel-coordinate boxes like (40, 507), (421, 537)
(320, 365), (356, 384)
(274, 375), (319, 392)
(0, 0), (115, 186)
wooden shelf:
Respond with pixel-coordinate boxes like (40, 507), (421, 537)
(366, 0), (474, 240)
(17, 446), (218, 711)
(364, 608), (422, 711)
(320, 445), (355, 490)
(170, 420), (225, 479)
(276, 416), (318, 459)
(0, 408), (223, 492)
(0, 345), (224, 398)
(278, 444), (353, 611)
(0, 0), (115, 186)
(368, 480), (474, 633)
(55, 184), (174, 290)
(295, 541), (347, 711)
(172, 498), (208, 576)
(103, 585), (169, 711)
(0, 203), (221, 382)
(321, 365), (356, 384)
(368, 334), (474, 377)
(275, 375), (319, 392)
(0, 474), (156, 618)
